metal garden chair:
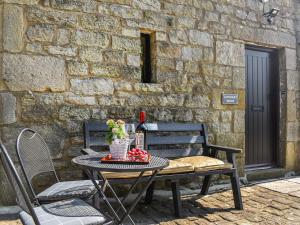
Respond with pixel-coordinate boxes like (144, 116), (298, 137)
(0, 142), (112, 225)
(16, 128), (97, 204)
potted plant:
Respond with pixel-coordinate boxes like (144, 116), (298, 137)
(106, 119), (129, 160)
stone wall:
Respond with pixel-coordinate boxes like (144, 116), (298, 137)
(0, 0), (299, 205)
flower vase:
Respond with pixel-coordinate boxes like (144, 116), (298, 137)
(109, 139), (129, 160)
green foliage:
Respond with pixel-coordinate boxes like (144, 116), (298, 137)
(105, 119), (128, 144)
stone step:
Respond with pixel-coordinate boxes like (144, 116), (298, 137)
(246, 167), (286, 182)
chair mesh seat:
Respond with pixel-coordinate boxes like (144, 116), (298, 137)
(20, 198), (107, 225)
(37, 180), (97, 201)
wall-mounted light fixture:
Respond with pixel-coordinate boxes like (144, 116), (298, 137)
(260, 0), (280, 24)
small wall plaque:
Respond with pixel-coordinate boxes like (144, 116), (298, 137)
(222, 93), (239, 105)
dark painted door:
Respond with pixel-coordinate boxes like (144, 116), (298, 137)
(245, 48), (278, 168)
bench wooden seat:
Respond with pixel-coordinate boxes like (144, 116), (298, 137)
(82, 121), (243, 217)
(102, 171), (153, 179)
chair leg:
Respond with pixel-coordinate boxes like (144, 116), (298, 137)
(200, 175), (212, 195)
(171, 181), (182, 218)
(145, 181), (155, 204)
(230, 171), (243, 210)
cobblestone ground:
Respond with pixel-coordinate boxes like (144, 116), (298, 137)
(2, 178), (300, 225)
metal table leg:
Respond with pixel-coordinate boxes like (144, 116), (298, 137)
(86, 169), (161, 225)
(118, 170), (160, 224)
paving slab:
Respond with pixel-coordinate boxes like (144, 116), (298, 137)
(287, 177), (300, 184)
(257, 179), (300, 193)
(2, 177), (300, 225)
(289, 190), (300, 198)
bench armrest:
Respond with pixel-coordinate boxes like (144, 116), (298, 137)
(81, 148), (100, 155)
(206, 144), (242, 154)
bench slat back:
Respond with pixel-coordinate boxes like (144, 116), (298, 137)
(147, 134), (204, 145)
(84, 121), (109, 148)
(84, 121), (208, 158)
(144, 123), (207, 158)
(145, 123), (203, 132)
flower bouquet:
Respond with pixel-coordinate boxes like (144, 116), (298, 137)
(106, 119), (129, 160)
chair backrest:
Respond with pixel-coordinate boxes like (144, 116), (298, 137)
(17, 128), (59, 199)
(144, 123), (208, 158)
(0, 142), (40, 225)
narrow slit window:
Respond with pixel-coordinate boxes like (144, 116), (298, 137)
(141, 33), (153, 83)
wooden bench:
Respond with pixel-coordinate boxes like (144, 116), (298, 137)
(82, 121), (243, 217)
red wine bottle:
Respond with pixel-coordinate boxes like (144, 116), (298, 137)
(135, 111), (147, 150)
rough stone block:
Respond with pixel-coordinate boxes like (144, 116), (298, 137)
(26, 24), (54, 42)
(188, 30), (213, 47)
(185, 95), (210, 108)
(110, 4), (143, 19)
(287, 70), (299, 91)
(285, 48), (297, 70)
(0, 93), (16, 124)
(169, 30), (188, 44)
(216, 41), (245, 66)
(112, 36), (140, 52)
(114, 81), (133, 91)
(156, 32), (167, 41)
(157, 42), (181, 58)
(81, 14), (119, 32)
(203, 48), (214, 62)
(195, 109), (219, 123)
(90, 64), (121, 77)
(182, 47), (202, 61)
(70, 78), (114, 95)
(122, 28), (139, 37)
(127, 54), (140, 67)
(221, 111), (232, 122)
(3, 4), (24, 52)
(67, 61), (89, 76)
(286, 142), (297, 170)
(102, 50), (125, 64)
(157, 58), (175, 71)
(74, 30), (109, 47)
(59, 105), (90, 121)
(287, 92), (297, 122)
(2, 0), (39, 4)
(287, 122), (297, 142)
(79, 47), (102, 63)
(48, 46), (77, 57)
(234, 110), (245, 133)
(98, 95), (126, 106)
(159, 94), (185, 107)
(3, 54), (65, 92)
(27, 7), (78, 27)
(26, 42), (44, 54)
(132, 0), (160, 11)
(65, 94), (96, 106)
(178, 17), (196, 28)
(232, 67), (246, 89)
(232, 26), (296, 49)
(175, 108), (193, 122)
(56, 29), (70, 45)
(216, 133), (244, 149)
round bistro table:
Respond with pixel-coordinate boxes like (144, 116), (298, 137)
(72, 154), (169, 225)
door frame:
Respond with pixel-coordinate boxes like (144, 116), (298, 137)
(245, 45), (280, 169)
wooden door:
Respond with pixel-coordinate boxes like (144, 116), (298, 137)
(245, 47), (278, 168)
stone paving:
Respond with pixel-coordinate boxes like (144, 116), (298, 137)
(2, 178), (300, 225)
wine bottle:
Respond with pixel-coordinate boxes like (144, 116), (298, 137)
(135, 111), (147, 150)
